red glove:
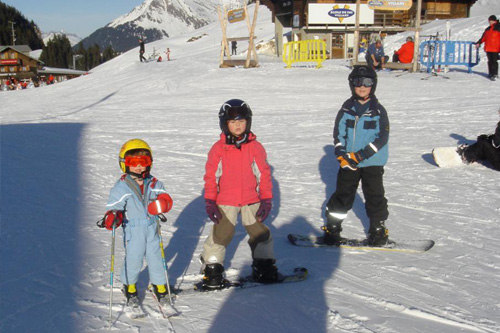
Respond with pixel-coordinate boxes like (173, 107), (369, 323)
(148, 194), (173, 215)
(256, 199), (272, 223)
(104, 210), (124, 230)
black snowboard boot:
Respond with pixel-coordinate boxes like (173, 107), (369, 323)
(321, 224), (344, 246)
(252, 259), (278, 283)
(368, 221), (389, 246)
(151, 284), (169, 305)
(122, 284), (139, 306)
(202, 263), (225, 290)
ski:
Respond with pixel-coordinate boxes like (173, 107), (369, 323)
(174, 267), (308, 296)
(147, 285), (180, 319)
(124, 297), (146, 319)
(288, 234), (434, 253)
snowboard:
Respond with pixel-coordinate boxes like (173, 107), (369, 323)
(287, 234), (435, 253)
(173, 267), (308, 297)
(432, 146), (463, 167)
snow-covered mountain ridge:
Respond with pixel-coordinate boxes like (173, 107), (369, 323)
(79, 0), (246, 52)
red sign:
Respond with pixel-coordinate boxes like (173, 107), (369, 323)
(0, 59), (20, 65)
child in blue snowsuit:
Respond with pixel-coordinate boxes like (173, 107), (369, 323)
(103, 139), (173, 305)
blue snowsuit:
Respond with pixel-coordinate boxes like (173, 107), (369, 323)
(106, 174), (169, 286)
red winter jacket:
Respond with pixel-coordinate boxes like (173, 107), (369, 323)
(395, 41), (414, 63)
(204, 132), (273, 206)
(478, 22), (500, 53)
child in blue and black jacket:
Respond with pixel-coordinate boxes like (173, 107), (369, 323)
(323, 65), (390, 247)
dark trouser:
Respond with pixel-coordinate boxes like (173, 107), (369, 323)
(326, 166), (389, 226)
(140, 51), (147, 62)
(366, 55), (390, 69)
(463, 137), (500, 170)
(486, 52), (499, 77)
(392, 54), (400, 63)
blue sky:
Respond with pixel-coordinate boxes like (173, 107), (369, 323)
(2, 0), (144, 38)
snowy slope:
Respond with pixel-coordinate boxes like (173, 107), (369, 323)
(1, 5), (500, 333)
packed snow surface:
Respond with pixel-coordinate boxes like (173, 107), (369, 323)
(1, 5), (500, 333)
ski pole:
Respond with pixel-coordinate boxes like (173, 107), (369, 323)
(156, 216), (174, 305)
(108, 220), (116, 328)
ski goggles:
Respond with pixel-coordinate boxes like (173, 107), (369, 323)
(351, 77), (375, 87)
(124, 155), (152, 167)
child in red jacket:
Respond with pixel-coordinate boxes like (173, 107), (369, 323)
(201, 99), (277, 289)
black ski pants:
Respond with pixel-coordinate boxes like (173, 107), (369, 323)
(486, 52), (499, 77)
(327, 166), (389, 225)
(463, 137), (500, 170)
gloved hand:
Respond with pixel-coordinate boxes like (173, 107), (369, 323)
(148, 193), (173, 215)
(337, 152), (363, 170)
(256, 199), (272, 223)
(205, 199), (222, 224)
(104, 210), (124, 230)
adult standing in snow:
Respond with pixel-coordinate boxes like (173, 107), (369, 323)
(476, 15), (500, 81)
(139, 39), (147, 62)
(458, 120), (500, 170)
(365, 40), (389, 70)
(324, 65), (390, 247)
(231, 41), (237, 55)
(392, 37), (414, 64)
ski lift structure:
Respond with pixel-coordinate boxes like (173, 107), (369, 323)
(218, 0), (260, 68)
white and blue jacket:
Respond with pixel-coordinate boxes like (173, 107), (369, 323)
(333, 97), (389, 167)
(106, 174), (169, 227)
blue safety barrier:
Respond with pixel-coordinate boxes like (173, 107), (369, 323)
(419, 41), (480, 73)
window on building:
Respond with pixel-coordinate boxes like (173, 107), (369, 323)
(427, 3), (451, 15)
(0, 67), (6, 72)
(10, 52), (17, 59)
(9, 66), (16, 72)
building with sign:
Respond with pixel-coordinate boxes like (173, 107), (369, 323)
(262, 0), (478, 59)
(0, 45), (42, 81)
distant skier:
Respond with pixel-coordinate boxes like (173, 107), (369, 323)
(476, 15), (500, 81)
(324, 65), (390, 247)
(102, 139), (173, 306)
(231, 41), (237, 55)
(139, 39), (147, 62)
(458, 120), (500, 170)
(201, 99), (278, 289)
(166, 48), (171, 61)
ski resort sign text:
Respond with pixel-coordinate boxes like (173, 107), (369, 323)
(307, 4), (374, 25)
(368, 0), (412, 11)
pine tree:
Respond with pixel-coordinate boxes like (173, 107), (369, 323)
(0, 2), (43, 49)
(40, 34), (72, 68)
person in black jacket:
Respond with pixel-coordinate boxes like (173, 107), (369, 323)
(459, 120), (500, 170)
(139, 39), (147, 62)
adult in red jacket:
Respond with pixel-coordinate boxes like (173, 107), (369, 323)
(476, 15), (500, 80)
(201, 99), (278, 290)
(392, 37), (414, 64)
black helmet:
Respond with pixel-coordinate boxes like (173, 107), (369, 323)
(218, 99), (252, 147)
(348, 65), (377, 100)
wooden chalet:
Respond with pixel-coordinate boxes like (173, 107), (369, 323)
(261, 0), (478, 58)
(0, 45), (42, 81)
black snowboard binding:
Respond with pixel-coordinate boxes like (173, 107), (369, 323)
(202, 263), (225, 290)
(368, 221), (389, 246)
(321, 224), (344, 246)
(252, 259), (278, 283)
(122, 284), (139, 306)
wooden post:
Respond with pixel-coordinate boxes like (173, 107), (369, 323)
(352, 0), (361, 66)
(412, 0), (422, 73)
(245, 0), (260, 68)
(217, 6), (228, 67)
